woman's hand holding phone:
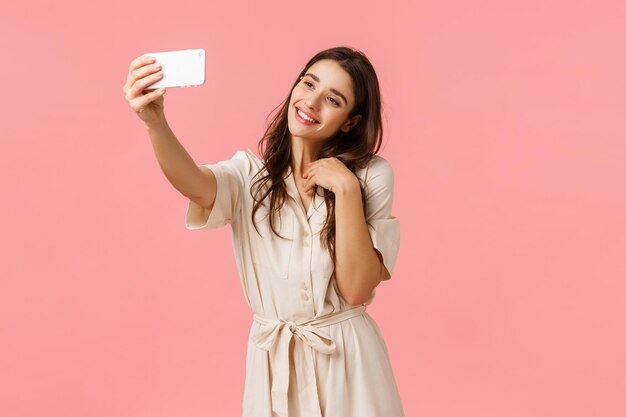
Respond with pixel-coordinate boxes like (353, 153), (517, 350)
(123, 55), (167, 126)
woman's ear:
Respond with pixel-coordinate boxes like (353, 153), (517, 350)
(341, 114), (362, 132)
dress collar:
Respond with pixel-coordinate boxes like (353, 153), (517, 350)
(284, 165), (326, 221)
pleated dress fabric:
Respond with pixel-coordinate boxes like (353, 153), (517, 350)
(185, 148), (405, 417)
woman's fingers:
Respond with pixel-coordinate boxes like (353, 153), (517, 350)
(123, 55), (168, 123)
(123, 56), (153, 93)
(129, 55), (155, 74)
(123, 56), (161, 97)
(131, 70), (163, 95)
(130, 88), (165, 113)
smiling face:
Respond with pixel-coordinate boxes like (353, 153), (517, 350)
(287, 59), (362, 144)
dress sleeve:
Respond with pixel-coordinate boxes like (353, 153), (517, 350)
(364, 157), (401, 278)
(184, 150), (250, 230)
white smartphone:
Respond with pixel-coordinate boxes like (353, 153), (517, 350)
(141, 48), (206, 90)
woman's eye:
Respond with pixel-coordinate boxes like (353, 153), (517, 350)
(303, 81), (339, 106)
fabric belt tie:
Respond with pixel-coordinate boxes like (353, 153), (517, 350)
(251, 304), (367, 417)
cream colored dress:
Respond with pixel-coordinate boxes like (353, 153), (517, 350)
(185, 148), (404, 417)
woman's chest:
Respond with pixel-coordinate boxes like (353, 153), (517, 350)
(293, 173), (314, 216)
(238, 191), (331, 278)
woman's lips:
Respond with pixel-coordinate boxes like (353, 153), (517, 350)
(295, 107), (319, 125)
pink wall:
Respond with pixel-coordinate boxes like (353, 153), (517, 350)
(1, 0), (625, 416)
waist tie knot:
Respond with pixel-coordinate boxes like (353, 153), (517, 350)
(287, 321), (297, 333)
(251, 305), (367, 417)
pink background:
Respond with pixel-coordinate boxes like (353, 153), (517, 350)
(1, 0), (625, 416)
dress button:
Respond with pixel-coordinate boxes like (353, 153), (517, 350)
(303, 294), (310, 301)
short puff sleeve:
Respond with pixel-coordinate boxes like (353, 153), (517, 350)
(364, 156), (401, 278)
(185, 150), (250, 230)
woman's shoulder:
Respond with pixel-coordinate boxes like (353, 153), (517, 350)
(243, 147), (263, 163)
(223, 148), (264, 177)
(355, 154), (394, 181)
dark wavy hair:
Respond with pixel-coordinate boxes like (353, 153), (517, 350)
(249, 46), (385, 264)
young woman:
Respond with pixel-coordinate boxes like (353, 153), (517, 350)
(124, 46), (404, 417)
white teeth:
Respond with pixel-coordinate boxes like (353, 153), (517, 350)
(297, 108), (316, 123)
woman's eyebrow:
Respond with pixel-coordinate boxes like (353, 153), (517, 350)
(303, 73), (348, 106)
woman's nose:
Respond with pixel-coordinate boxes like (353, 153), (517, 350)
(304, 92), (323, 110)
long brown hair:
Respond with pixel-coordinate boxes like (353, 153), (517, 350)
(249, 46), (385, 264)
